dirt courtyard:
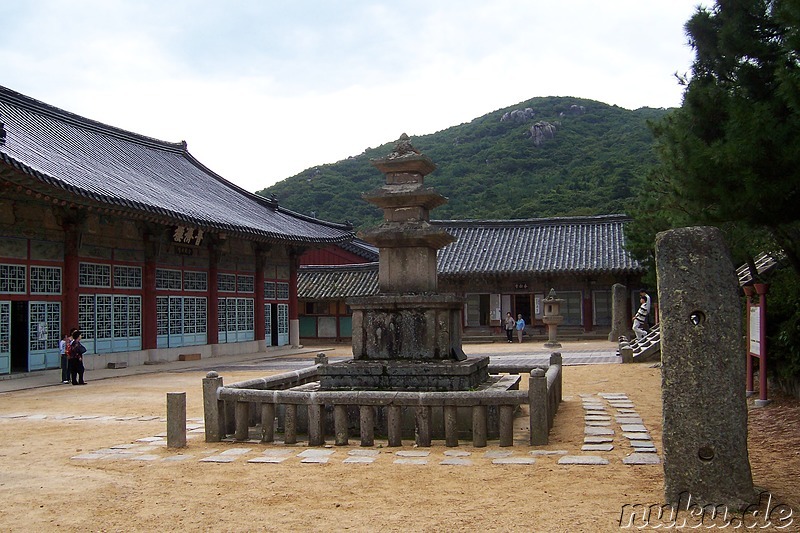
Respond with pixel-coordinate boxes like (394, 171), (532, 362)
(0, 345), (798, 532)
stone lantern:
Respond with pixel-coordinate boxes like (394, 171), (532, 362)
(542, 288), (564, 348)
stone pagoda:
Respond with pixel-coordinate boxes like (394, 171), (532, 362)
(318, 134), (489, 391)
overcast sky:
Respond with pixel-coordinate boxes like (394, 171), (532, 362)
(2, 1), (710, 193)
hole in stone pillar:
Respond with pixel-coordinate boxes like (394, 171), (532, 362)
(698, 445), (714, 461)
(689, 311), (706, 326)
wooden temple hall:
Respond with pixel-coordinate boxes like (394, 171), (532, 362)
(297, 218), (646, 342)
(0, 86), (354, 375)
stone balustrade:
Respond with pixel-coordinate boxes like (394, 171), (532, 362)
(203, 353), (563, 448)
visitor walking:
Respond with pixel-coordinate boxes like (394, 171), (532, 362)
(68, 330), (87, 385)
(633, 296), (648, 340)
(504, 312), (515, 343)
(515, 314), (525, 343)
(59, 332), (70, 384)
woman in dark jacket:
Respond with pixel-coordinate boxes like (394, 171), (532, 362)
(68, 330), (87, 385)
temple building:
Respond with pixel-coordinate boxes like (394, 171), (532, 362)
(298, 215), (645, 342)
(0, 86), (353, 375)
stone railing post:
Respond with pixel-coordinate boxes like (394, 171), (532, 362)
(387, 405), (402, 447)
(202, 372), (224, 442)
(334, 404), (349, 446)
(472, 406), (488, 447)
(308, 403), (324, 446)
(234, 401), (250, 441)
(529, 368), (548, 445)
(444, 405), (459, 447)
(549, 352), (563, 403)
(260, 403), (275, 443)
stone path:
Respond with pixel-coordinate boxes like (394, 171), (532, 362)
(0, 390), (664, 468)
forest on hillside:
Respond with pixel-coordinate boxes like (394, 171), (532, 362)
(258, 96), (669, 229)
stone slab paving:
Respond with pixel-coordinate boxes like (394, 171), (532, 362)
(630, 440), (656, 449)
(395, 450), (430, 457)
(529, 450), (568, 456)
(297, 449), (334, 458)
(583, 436), (613, 444)
(343, 456), (375, 464)
(130, 454), (161, 461)
(394, 458), (428, 465)
(248, 456), (290, 464)
(484, 450), (513, 459)
(619, 424), (647, 433)
(200, 455), (237, 463)
(440, 457), (472, 466)
(558, 455), (609, 465)
(623, 432), (651, 440)
(584, 427), (614, 436)
(492, 457), (536, 465)
(348, 449), (380, 457)
(615, 417), (644, 424)
(300, 456), (329, 464)
(162, 454), (192, 462)
(623, 453), (661, 465)
(443, 450), (471, 457)
(585, 421), (612, 427)
(581, 444), (614, 452)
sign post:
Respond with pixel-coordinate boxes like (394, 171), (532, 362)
(744, 283), (771, 407)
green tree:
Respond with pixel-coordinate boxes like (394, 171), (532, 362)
(628, 0), (800, 384)
(630, 0), (800, 274)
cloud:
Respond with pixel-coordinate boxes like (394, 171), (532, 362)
(1, 0), (711, 192)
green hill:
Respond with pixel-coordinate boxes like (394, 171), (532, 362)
(258, 96), (669, 229)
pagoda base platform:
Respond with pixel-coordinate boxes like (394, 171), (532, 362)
(318, 356), (490, 391)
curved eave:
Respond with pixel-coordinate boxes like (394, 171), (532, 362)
(438, 266), (646, 279)
(1, 153), (354, 246)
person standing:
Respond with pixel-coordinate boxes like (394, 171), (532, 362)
(68, 330), (87, 385)
(504, 312), (515, 343)
(59, 332), (70, 384)
(633, 296), (649, 340)
(515, 314), (525, 343)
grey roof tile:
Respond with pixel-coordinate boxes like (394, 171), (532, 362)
(434, 215), (644, 277)
(298, 262), (379, 300)
(0, 86), (352, 245)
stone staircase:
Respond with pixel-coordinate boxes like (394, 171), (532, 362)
(618, 327), (662, 363)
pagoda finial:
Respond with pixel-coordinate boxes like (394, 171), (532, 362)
(388, 133), (420, 159)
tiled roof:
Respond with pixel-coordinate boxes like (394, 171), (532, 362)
(434, 215), (644, 277)
(298, 262), (378, 300)
(337, 239), (379, 262)
(0, 86), (352, 245)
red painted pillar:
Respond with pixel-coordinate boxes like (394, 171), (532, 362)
(62, 223), (79, 333)
(254, 251), (265, 343)
(142, 255), (157, 350)
(754, 283), (769, 403)
(208, 246), (219, 345)
(289, 249), (301, 347)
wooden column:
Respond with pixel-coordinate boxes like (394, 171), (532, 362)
(141, 232), (158, 350)
(208, 244), (219, 345)
(62, 223), (79, 333)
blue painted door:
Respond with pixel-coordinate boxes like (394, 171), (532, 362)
(264, 303), (272, 347)
(277, 303), (289, 346)
(28, 301), (60, 371)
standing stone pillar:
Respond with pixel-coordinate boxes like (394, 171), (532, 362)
(655, 226), (754, 509)
(608, 283), (628, 341)
(167, 392), (187, 448)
